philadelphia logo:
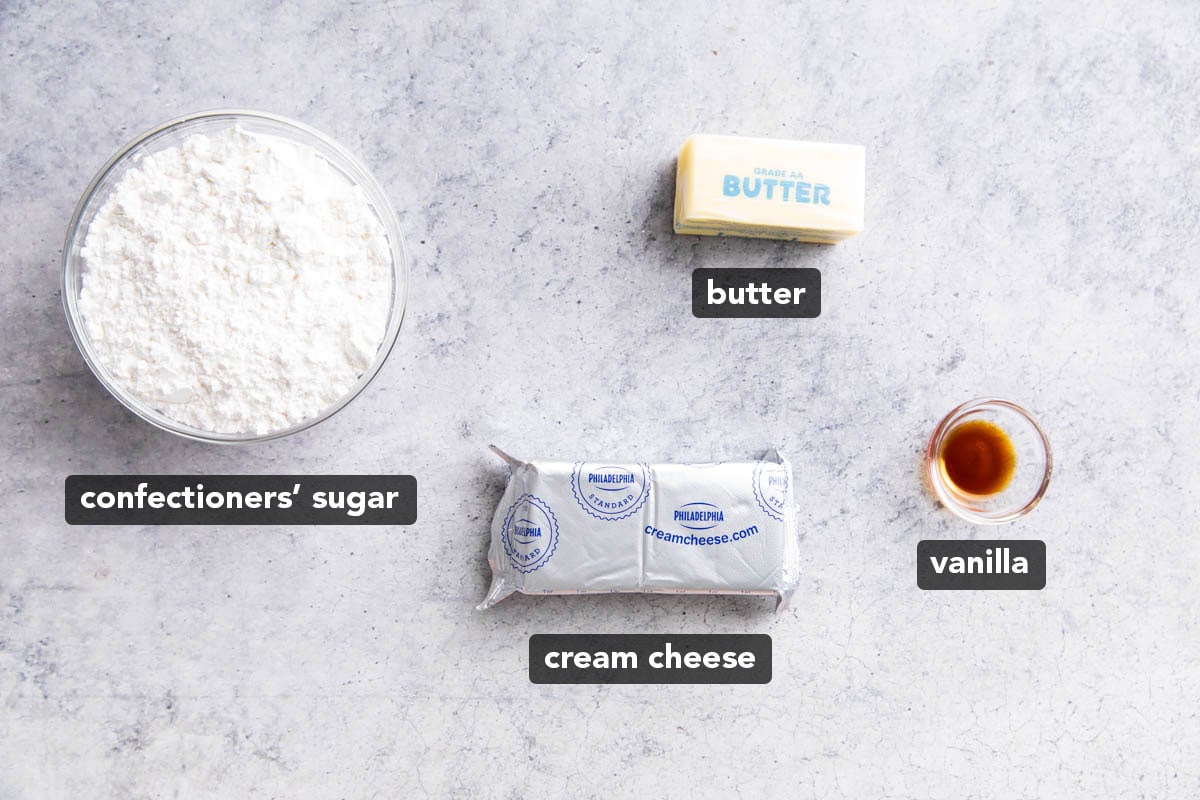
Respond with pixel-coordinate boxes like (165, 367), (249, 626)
(501, 494), (559, 573)
(511, 519), (543, 545)
(571, 462), (652, 521)
(586, 466), (638, 491)
(673, 502), (725, 531)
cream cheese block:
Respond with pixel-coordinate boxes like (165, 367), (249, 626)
(479, 448), (801, 612)
(674, 134), (865, 243)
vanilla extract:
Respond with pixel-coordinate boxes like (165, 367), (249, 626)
(939, 419), (1016, 496)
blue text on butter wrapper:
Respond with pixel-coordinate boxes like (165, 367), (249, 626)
(723, 175), (830, 205)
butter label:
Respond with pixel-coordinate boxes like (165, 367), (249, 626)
(722, 172), (831, 205)
(691, 268), (820, 319)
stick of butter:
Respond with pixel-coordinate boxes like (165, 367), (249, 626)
(674, 134), (865, 243)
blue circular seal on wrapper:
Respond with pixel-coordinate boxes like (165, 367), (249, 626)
(571, 462), (652, 521)
(501, 494), (559, 573)
(753, 461), (789, 522)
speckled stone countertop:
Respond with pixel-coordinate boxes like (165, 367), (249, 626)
(2, 1), (1198, 797)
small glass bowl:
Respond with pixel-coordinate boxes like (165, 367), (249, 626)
(61, 110), (408, 443)
(925, 398), (1052, 524)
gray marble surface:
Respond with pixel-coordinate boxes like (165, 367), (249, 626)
(2, 1), (1199, 797)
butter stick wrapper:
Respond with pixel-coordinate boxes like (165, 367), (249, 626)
(479, 448), (801, 612)
(674, 133), (865, 243)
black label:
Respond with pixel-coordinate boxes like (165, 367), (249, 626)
(528, 634), (771, 684)
(917, 540), (1046, 590)
(692, 267), (820, 318)
(65, 475), (417, 525)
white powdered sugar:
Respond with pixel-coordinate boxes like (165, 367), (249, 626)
(79, 126), (392, 436)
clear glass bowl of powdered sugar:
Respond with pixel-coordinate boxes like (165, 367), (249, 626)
(62, 110), (408, 443)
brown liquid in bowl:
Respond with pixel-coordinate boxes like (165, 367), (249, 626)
(939, 420), (1016, 496)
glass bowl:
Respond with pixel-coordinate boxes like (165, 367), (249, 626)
(61, 110), (408, 443)
(925, 398), (1052, 524)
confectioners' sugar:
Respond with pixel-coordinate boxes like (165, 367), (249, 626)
(78, 126), (392, 435)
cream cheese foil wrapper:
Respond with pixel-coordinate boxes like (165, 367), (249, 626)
(479, 447), (801, 611)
